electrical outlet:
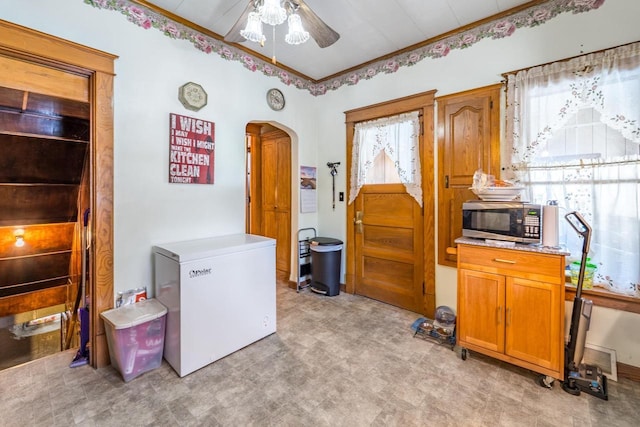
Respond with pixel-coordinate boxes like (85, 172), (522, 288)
(339, 192), (344, 201)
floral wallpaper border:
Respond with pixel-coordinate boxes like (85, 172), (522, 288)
(84, 0), (605, 96)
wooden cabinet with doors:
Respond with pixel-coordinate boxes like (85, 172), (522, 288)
(456, 242), (566, 380)
(437, 85), (501, 267)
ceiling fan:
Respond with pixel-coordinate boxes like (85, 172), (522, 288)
(224, 0), (340, 49)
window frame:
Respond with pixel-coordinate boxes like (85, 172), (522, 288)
(504, 42), (640, 311)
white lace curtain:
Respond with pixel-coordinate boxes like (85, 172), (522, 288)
(506, 42), (640, 167)
(349, 111), (422, 206)
(505, 42), (640, 296)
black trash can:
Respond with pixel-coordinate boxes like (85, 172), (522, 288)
(310, 237), (343, 296)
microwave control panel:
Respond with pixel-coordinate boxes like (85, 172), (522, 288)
(523, 209), (541, 239)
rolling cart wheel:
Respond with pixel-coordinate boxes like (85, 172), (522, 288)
(461, 348), (468, 360)
(536, 374), (554, 389)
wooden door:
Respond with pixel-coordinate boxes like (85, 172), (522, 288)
(458, 269), (505, 353)
(345, 91), (436, 316)
(354, 184), (423, 312)
(505, 276), (561, 371)
(437, 85), (501, 267)
(261, 131), (291, 276)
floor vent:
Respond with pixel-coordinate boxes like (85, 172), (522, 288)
(584, 343), (617, 382)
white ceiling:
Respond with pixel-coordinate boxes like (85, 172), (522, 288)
(144, 0), (533, 80)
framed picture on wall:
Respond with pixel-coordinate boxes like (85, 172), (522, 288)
(300, 166), (317, 213)
(169, 113), (215, 184)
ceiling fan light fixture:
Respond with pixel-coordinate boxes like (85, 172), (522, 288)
(227, 0), (339, 49)
(259, 0), (287, 26)
(240, 11), (266, 44)
(285, 13), (309, 45)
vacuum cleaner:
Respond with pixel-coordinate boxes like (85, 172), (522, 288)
(560, 211), (608, 400)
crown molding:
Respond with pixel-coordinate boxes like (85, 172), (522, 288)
(84, 0), (605, 95)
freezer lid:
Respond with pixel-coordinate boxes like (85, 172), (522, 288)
(153, 233), (276, 262)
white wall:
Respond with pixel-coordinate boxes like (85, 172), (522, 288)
(0, 0), (322, 294)
(2, 0), (639, 367)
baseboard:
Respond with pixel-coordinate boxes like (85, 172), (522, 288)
(617, 362), (640, 382)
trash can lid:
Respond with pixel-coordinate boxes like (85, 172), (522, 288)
(100, 298), (167, 330)
(311, 237), (343, 246)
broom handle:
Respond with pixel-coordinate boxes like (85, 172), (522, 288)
(81, 209), (90, 307)
(64, 209), (90, 350)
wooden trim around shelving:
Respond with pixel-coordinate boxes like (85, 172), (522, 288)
(0, 19), (115, 369)
(0, 20), (116, 75)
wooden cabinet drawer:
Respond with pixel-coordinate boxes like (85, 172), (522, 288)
(458, 244), (564, 284)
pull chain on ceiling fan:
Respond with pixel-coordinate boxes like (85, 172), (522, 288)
(272, 25), (276, 64)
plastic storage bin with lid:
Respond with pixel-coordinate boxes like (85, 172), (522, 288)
(569, 258), (597, 290)
(100, 298), (167, 382)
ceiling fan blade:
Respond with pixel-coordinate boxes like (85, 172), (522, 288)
(223, 1), (257, 44)
(295, 0), (340, 48)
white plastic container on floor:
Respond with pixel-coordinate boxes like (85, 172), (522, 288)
(100, 298), (167, 382)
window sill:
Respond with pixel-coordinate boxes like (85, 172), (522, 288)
(565, 284), (640, 314)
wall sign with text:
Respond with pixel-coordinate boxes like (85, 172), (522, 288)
(169, 113), (215, 184)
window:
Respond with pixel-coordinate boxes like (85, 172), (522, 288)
(364, 151), (402, 184)
(348, 111), (422, 206)
(505, 42), (640, 298)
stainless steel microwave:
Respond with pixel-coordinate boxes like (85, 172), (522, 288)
(462, 201), (542, 243)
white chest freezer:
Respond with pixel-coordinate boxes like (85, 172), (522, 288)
(153, 233), (276, 377)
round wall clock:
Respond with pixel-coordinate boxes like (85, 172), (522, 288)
(266, 88), (285, 111)
(178, 82), (207, 111)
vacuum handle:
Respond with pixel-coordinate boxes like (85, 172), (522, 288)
(565, 211), (592, 299)
(565, 211), (591, 253)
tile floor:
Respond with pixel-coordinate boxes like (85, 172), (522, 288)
(1, 280), (638, 426)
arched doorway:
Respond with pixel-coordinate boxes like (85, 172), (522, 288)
(246, 123), (292, 282)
